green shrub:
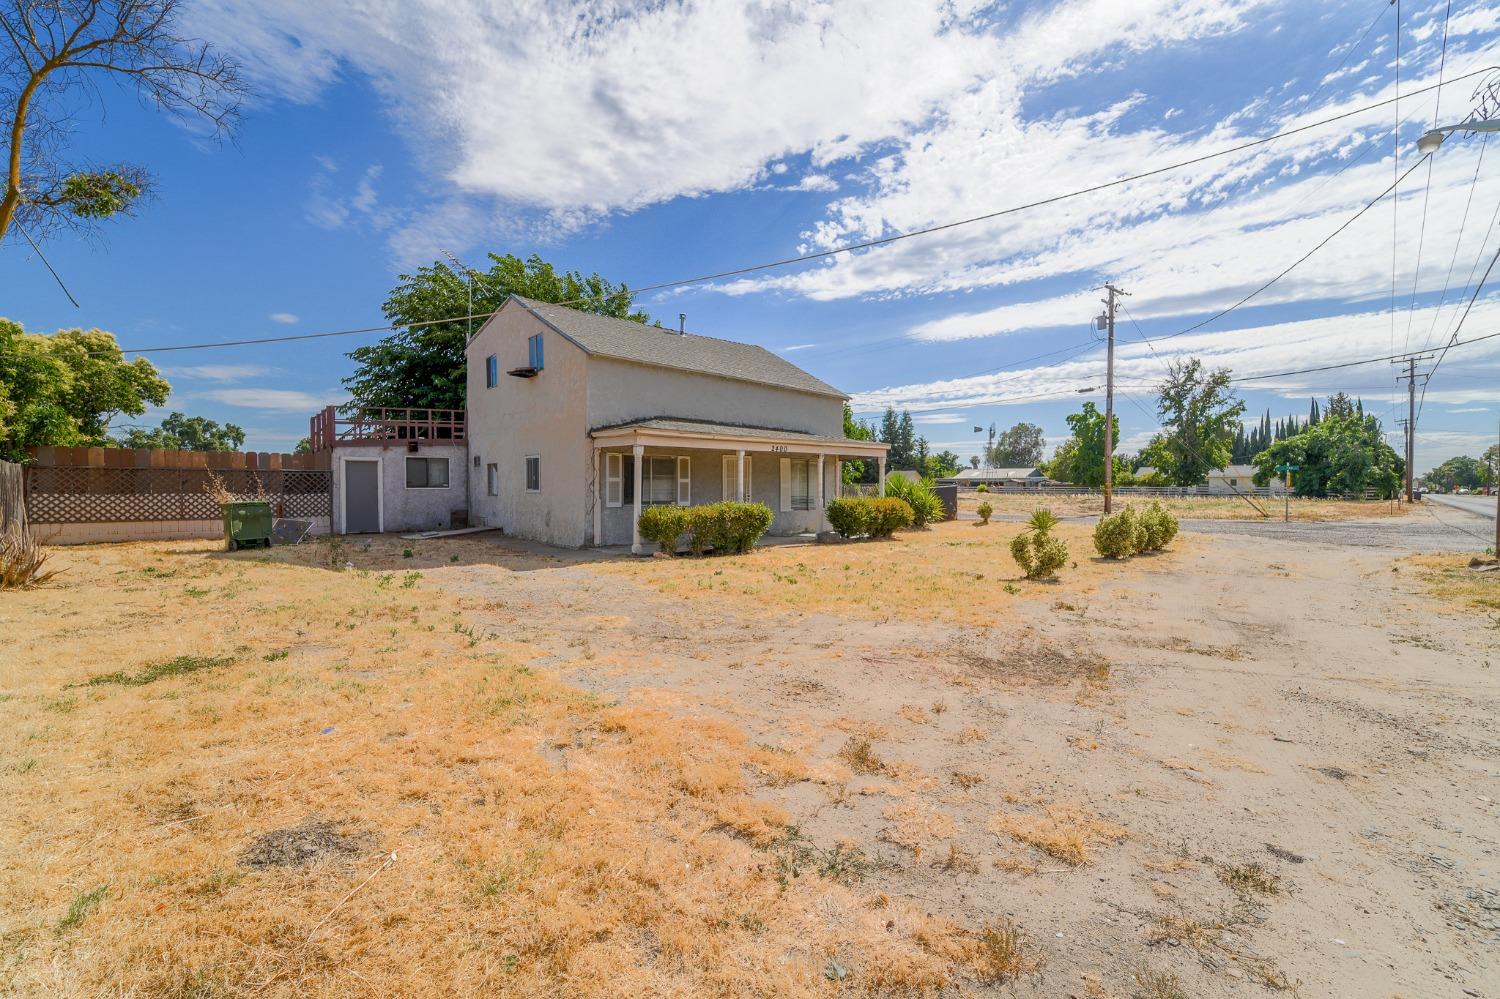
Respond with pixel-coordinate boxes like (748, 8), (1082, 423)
(826, 496), (872, 538)
(977, 500), (994, 525)
(1009, 507), (1067, 579)
(637, 505), (688, 553)
(884, 474), (944, 527)
(1137, 501), (1179, 552)
(681, 501), (774, 555)
(1093, 507), (1142, 559)
(976, 483), (989, 493)
(868, 497), (914, 537)
(1009, 528), (1068, 580)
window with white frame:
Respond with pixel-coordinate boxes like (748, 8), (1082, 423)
(605, 453), (688, 506)
(486, 463), (499, 496)
(605, 452), (624, 507)
(528, 333), (544, 370)
(405, 456), (449, 488)
(525, 455), (540, 492)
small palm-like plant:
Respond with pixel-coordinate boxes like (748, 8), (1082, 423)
(1010, 507), (1068, 579)
(1, 531), (60, 589)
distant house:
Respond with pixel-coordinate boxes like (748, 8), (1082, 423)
(313, 297), (889, 549)
(1205, 464), (1261, 494)
(940, 467), (1053, 488)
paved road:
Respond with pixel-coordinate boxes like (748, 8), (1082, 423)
(1429, 493), (1497, 519)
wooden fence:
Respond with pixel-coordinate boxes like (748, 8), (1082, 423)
(0, 460), (26, 538)
(23, 447), (332, 531)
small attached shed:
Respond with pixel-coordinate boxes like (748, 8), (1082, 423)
(310, 406), (471, 534)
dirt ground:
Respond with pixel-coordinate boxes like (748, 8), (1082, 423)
(2, 515), (1497, 998)
(960, 491), (1411, 522)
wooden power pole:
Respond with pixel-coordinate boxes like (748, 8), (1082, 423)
(1391, 354), (1433, 503)
(1100, 285), (1128, 514)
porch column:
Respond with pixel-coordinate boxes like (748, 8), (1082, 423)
(736, 448), (746, 502)
(878, 455), (887, 495)
(592, 446), (602, 546)
(815, 454), (825, 527)
(631, 443), (644, 554)
(836, 460), (843, 498)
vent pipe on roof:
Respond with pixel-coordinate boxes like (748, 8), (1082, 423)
(678, 313), (686, 334)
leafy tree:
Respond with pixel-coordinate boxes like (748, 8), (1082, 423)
(874, 406), (921, 469)
(1, 1), (245, 244)
(344, 253), (649, 412)
(841, 402), (875, 484)
(293, 436), (312, 455)
(968, 454), (981, 469)
(1146, 359), (1245, 486)
(0, 319), (168, 461)
(923, 449), (961, 478)
(1423, 455), (1486, 493)
(988, 421), (1046, 467)
(115, 411), (244, 451)
(1046, 402), (1126, 487)
(1251, 413), (1402, 498)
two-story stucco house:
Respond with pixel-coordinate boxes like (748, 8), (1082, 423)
(460, 295), (888, 551)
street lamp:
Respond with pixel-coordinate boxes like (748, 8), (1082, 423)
(1419, 115), (1500, 556)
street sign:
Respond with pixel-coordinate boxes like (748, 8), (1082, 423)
(1275, 463), (1299, 472)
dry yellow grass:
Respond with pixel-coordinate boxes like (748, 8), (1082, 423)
(596, 519), (1169, 625)
(987, 804), (1128, 866)
(1401, 554), (1500, 614)
(960, 492), (1408, 522)
(0, 540), (1020, 997)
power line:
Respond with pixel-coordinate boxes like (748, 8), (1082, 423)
(1130, 153), (1431, 346)
(1400, 0), (1452, 354)
(14, 221), (80, 309)
(1419, 133), (1489, 351)
(1418, 241), (1500, 420)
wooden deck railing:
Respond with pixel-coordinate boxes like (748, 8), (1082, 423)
(309, 406), (466, 450)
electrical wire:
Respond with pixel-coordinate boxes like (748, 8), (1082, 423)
(90, 66), (1495, 361)
(1419, 133), (1488, 351)
(1417, 241), (1500, 420)
(1400, 0), (1452, 354)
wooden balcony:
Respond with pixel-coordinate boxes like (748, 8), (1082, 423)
(309, 406), (466, 451)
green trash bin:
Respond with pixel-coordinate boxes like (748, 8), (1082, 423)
(221, 501), (274, 551)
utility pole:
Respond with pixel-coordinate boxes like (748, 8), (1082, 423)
(1098, 285), (1128, 513)
(1391, 354), (1433, 503)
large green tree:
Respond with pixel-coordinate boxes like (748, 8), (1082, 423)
(841, 402), (875, 485)
(1423, 455), (1486, 493)
(987, 421), (1046, 467)
(1251, 413), (1402, 498)
(343, 253), (649, 412)
(0, 319), (169, 460)
(1144, 358), (1245, 486)
(2, 1), (245, 245)
(1046, 402), (1127, 487)
(115, 411), (244, 451)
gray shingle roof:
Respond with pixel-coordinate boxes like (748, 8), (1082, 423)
(590, 417), (884, 449)
(511, 296), (846, 399)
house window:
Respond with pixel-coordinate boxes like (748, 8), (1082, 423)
(486, 463), (499, 496)
(1229, 479), (1238, 487)
(606, 452), (623, 507)
(721, 455), (752, 501)
(525, 455), (540, 492)
(485, 354), (498, 388)
(791, 460), (813, 510)
(528, 333), (544, 370)
(405, 456), (450, 488)
(641, 456), (684, 505)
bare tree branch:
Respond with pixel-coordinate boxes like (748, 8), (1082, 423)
(1, 0), (248, 243)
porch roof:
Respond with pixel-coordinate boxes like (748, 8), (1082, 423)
(589, 417), (889, 458)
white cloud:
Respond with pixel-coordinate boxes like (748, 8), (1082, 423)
(164, 364), (281, 383)
(268, 312), (299, 325)
(913, 411), (972, 424)
(786, 173), (839, 193)
(1447, 406), (1490, 413)
(198, 388), (334, 412)
(778, 343), (818, 352)
(305, 159), (388, 231)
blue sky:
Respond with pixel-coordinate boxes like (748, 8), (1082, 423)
(4, 0), (1500, 470)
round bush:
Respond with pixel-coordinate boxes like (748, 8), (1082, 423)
(1010, 528), (1068, 579)
(826, 497), (872, 538)
(1092, 507), (1141, 559)
(977, 500), (993, 525)
(869, 497), (914, 537)
(976, 483), (989, 493)
(637, 505), (688, 553)
(1137, 501), (1179, 552)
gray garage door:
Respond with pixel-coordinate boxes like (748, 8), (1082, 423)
(344, 460), (380, 533)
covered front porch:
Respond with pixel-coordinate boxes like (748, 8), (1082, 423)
(588, 419), (891, 553)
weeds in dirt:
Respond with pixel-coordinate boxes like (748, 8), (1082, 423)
(989, 804), (1127, 866)
(837, 735), (887, 775)
(765, 827), (870, 886)
(1131, 968), (1187, 999)
(935, 842), (980, 874)
(956, 725), (987, 744)
(57, 885), (108, 931)
(965, 919), (1034, 983)
(78, 654), (235, 688)
(950, 770), (984, 789)
(1218, 861), (1281, 896)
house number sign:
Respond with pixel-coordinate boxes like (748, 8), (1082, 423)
(769, 445), (789, 453)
